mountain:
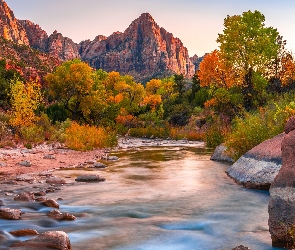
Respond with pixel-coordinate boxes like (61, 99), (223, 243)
(0, 1), (200, 81)
(78, 13), (195, 81)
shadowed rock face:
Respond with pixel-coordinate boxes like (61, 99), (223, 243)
(226, 133), (283, 189)
(269, 117), (295, 248)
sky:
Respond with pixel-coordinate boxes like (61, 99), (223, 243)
(4, 0), (295, 57)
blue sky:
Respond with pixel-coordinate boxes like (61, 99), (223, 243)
(5, 0), (295, 56)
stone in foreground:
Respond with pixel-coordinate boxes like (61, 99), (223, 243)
(226, 133), (283, 189)
(0, 208), (21, 220)
(75, 175), (106, 182)
(269, 117), (295, 248)
(9, 229), (39, 237)
(48, 209), (76, 221)
(11, 231), (72, 250)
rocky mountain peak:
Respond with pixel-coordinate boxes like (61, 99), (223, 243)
(0, 0), (29, 45)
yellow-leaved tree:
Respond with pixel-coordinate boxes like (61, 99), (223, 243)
(9, 80), (43, 127)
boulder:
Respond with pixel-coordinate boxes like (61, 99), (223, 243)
(48, 209), (76, 221)
(9, 229), (39, 237)
(14, 192), (35, 201)
(75, 174), (106, 182)
(0, 208), (21, 220)
(226, 133), (283, 189)
(43, 199), (59, 209)
(269, 116), (295, 248)
(11, 231), (72, 250)
(46, 177), (66, 185)
(92, 162), (108, 168)
(210, 144), (234, 163)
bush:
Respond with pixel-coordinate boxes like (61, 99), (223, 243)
(64, 122), (117, 151)
(20, 124), (44, 144)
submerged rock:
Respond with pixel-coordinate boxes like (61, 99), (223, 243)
(14, 192), (35, 201)
(0, 208), (22, 220)
(232, 246), (251, 250)
(269, 117), (295, 248)
(9, 229), (39, 237)
(75, 175), (106, 182)
(11, 231), (72, 249)
(46, 177), (66, 185)
(43, 199), (59, 209)
(226, 133), (283, 189)
(210, 144), (234, 163)
(48, 209), (76, 221)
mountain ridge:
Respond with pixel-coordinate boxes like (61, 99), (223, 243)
(0, 1), (200, 81)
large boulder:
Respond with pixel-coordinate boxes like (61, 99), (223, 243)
(226, 133), (283, 189)
(269, 117), (295, 248)
(0, 208), (22, 220)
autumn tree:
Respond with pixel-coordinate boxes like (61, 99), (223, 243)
(9, 80), (43, 127)
(46, 59), (95, 122)
(217, 10), (279, 110)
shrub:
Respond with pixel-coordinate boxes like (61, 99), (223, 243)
(20, 124), (44, 144)
(64, 122), (117, 151)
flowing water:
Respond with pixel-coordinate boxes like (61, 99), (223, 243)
(0, 142), (283, 250)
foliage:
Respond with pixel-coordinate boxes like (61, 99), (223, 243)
(9, 80), (43, 127)
(64, 122), (117, 151)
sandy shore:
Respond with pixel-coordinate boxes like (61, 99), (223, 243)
(0, 143), (105, 180)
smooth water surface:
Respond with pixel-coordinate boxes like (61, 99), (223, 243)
(0, 145), (283, 250)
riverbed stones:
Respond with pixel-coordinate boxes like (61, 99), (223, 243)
(15, 174), (35, 182)
(75, 174), (106, 182)
(43, 154), (56, 159)
(43, 199), (59, 209)
(18, 160), (31, 167)
(0, 208), (21, 220)
(269, 116), (295, 248)
(48, 209), (76, 221)
(46, 177), (66, 185)
(9, 229), (39, 237)
(11, 231), (72, 249)
(14, 192), (35, 201)
(92, 162), (108, 168)
(226, 133), (283, 189)
(210, 144), (234, 163)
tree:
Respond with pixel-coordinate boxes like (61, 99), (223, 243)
(217, 10), (279, 110)
(45, 59), (95, 121)
(9, 80), (43, 127)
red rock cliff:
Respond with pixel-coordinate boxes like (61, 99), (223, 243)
(78, 13), (195, 81)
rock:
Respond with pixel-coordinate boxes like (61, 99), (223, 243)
(46, 177), (66, 185)
(34, 190), (46, 196)
(43, 199), (59, 209)
(38, 171), (53, 177)
(0, 208), (21, 220)
(102, 155), (119, 161)
(9, 229), (39, 237)
(75, 175), (106, 182)
(43, 154), (56, 159)
(15, 174), (35, 182)
(18, 160), (31, 167)
(92, 162), (108, 168)
(0, 162), (7, 167)
(11, 231), (72, 250)
(85, 160), (95, 164)
(35, 196), (46, 202)
(48, 209), (76, 221)
(226, 133), (283, 189)
(232, 246), (251, 250)
(210, 144), (234, 163)
(0, 1), (29, 45)
(0, 200), (5, 206)
(14, 192), (35, 201)
(269, 116), (295, 248)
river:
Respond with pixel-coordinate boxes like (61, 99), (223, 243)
(0, 141), (283, 249)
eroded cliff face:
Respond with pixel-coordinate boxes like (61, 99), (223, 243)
(78, 13), (195, 81)
(0, 0), (29, 45)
